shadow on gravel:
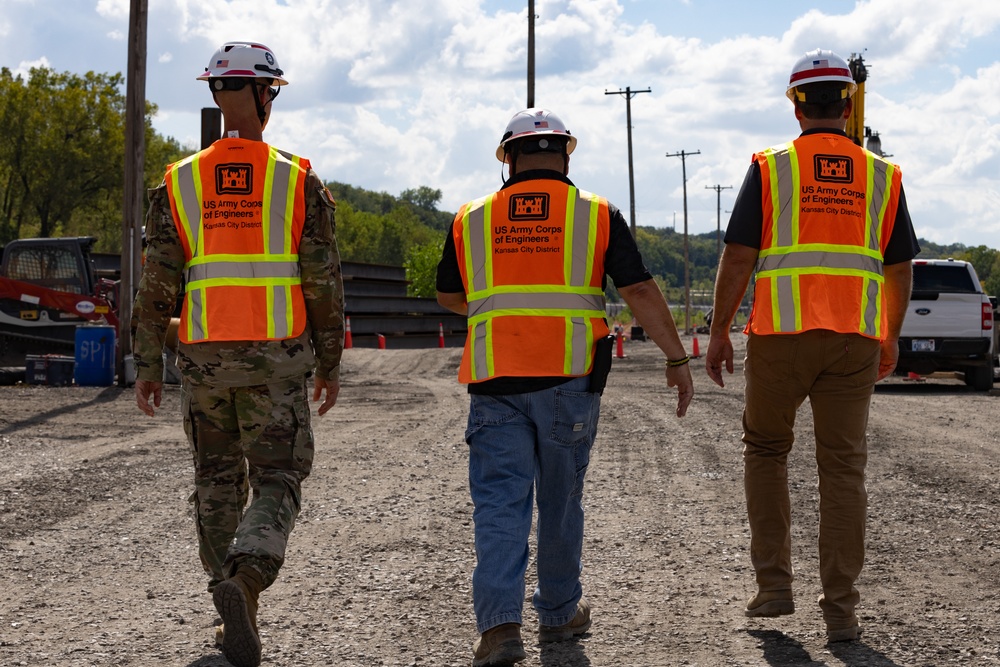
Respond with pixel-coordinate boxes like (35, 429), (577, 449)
(874, 382), (985, 395)
(539, 637), (592, 666)
(183, 658), (228, 667)
(747, 629), (822, 665)
(0, 385), (121, 434)
(747, 629), (903, 666)
(828, 639), (904, 666)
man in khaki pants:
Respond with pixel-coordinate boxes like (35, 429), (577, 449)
(706, 48), (918, 642)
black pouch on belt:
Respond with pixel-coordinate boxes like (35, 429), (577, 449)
(588, 334), (615, 394)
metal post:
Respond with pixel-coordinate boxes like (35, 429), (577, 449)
(527, 0), (535, 108)
(605, 87), (650, 237)
(665, 150), (701, 335)
(705, 184), (732, 265)
(120, 0), (147, 385)
(201, 108), (222, 150)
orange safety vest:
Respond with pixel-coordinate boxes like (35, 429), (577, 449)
(165, 138), (309, 343)
(748, 133), (902, 339)
(453, 179), (611, 383)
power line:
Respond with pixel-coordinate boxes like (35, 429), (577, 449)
(665, 149), (700, 335)
(605, 86), (650, 238)
(705, 184), (732, 265)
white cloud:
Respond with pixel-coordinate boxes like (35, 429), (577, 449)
(13, 57), (51, 79)
(96, 0), (129, 19)
(9, 0), (997, 247)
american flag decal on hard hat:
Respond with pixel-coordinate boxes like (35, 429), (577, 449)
(216, 59), (229, 67)
(534, 121), (549, 128)
(813, 59), (829, 68)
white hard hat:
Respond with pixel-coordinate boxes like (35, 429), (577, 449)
(197, 42), (288, 85)
(496, 108), (577, 162)
(786, 49), (856, 102)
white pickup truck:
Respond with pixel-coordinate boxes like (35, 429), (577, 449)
(895, 258), (997, 390)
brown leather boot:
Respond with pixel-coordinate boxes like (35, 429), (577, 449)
(472, 623), (525, 666)
(213, 565), (264, 667)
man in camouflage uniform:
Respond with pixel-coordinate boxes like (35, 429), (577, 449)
(132, 42), (344, 667)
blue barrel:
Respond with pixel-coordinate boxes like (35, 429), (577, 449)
(74, 325), (116, 386)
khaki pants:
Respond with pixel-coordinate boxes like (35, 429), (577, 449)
(742, 330), (880, 627)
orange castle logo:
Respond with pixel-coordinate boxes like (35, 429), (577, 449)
(216, 163), (254, 195)
(509, 192), (549, 220)
(813, 154), (853, 183)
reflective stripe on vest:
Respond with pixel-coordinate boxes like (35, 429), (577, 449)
(168, 146), (305, 341)
(459, 187), (607, 381)
(756, 142), (895, 337)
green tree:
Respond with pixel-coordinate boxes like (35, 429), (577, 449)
(0, 66), (188, 249)
(0, 68), (125, 240)
(984, 254), (1000, 298)
(400, 186), (453, 231)
(956, 245), (998, 286)
(334, 200), (442, 266)
(405, 239), (444, 297)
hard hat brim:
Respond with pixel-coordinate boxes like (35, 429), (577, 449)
(495, 133), (577, 162)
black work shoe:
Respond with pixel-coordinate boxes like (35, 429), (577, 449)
(745, 590), (795, 618)
(472, 623), (526, 666)
(213, 579), (262, 667)
(538, 597), (592, 643)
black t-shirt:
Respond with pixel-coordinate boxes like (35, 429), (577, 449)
(725, 129), (920, 265)
(436, 169), (651, 394)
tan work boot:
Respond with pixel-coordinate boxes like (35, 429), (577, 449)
(745, 590), (795, 618)
(827, 623), (863, 642)
(538, 597), (592, 643)
(213, 565), (264, 667)
(472, 623), (526, 666)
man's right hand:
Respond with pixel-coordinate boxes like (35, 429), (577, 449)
(705, 334), (734, 388)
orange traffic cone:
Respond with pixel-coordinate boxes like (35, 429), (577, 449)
(345, 316), (353, 349)
(438, 323), (445, 348)
(615, 328), (625, 359)
(377, 333), (386, 350)
(692, 337), (701, 358)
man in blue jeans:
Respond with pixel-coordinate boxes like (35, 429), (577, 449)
(436, 108), (694, 666)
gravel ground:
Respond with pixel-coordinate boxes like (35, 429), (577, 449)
(1, 335), (999, 666)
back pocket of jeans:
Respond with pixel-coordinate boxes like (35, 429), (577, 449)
(550, 388), (597, 445)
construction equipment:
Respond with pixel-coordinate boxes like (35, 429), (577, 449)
(846, 53), (868, 148)
(0, 237), (119, 366)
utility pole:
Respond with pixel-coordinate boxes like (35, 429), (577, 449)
(665, 149), (700, 335)
(527, 0), (535, 107)
(605, 86), (650, 237)
(120, 0), (147, 384)
(705, 184), (732, 265)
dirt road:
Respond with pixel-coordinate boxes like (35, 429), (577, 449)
(1, 336), (998, 666)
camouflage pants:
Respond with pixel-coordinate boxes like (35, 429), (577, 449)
(182, 375), (314, 590)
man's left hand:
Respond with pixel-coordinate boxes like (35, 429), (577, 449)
(666, 364), (694, 417)
(135, 380), (162, 417)
(877, 338), (899, 381)
(312, 376), (341, 416)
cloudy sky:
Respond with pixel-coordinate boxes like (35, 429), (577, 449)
(3, 0), (999, 249)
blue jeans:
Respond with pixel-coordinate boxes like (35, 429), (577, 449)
(465, 375), (601, 633)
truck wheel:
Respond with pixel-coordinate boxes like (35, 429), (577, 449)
(964, 365), (994, 391)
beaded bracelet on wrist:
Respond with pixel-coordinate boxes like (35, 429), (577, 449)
(665, 355), (691, 368)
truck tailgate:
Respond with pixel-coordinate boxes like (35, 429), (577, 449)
(901, 293), (987, 338)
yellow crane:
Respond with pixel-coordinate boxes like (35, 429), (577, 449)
(846, 53), (867, 147)
(846, 53), (887, 157)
